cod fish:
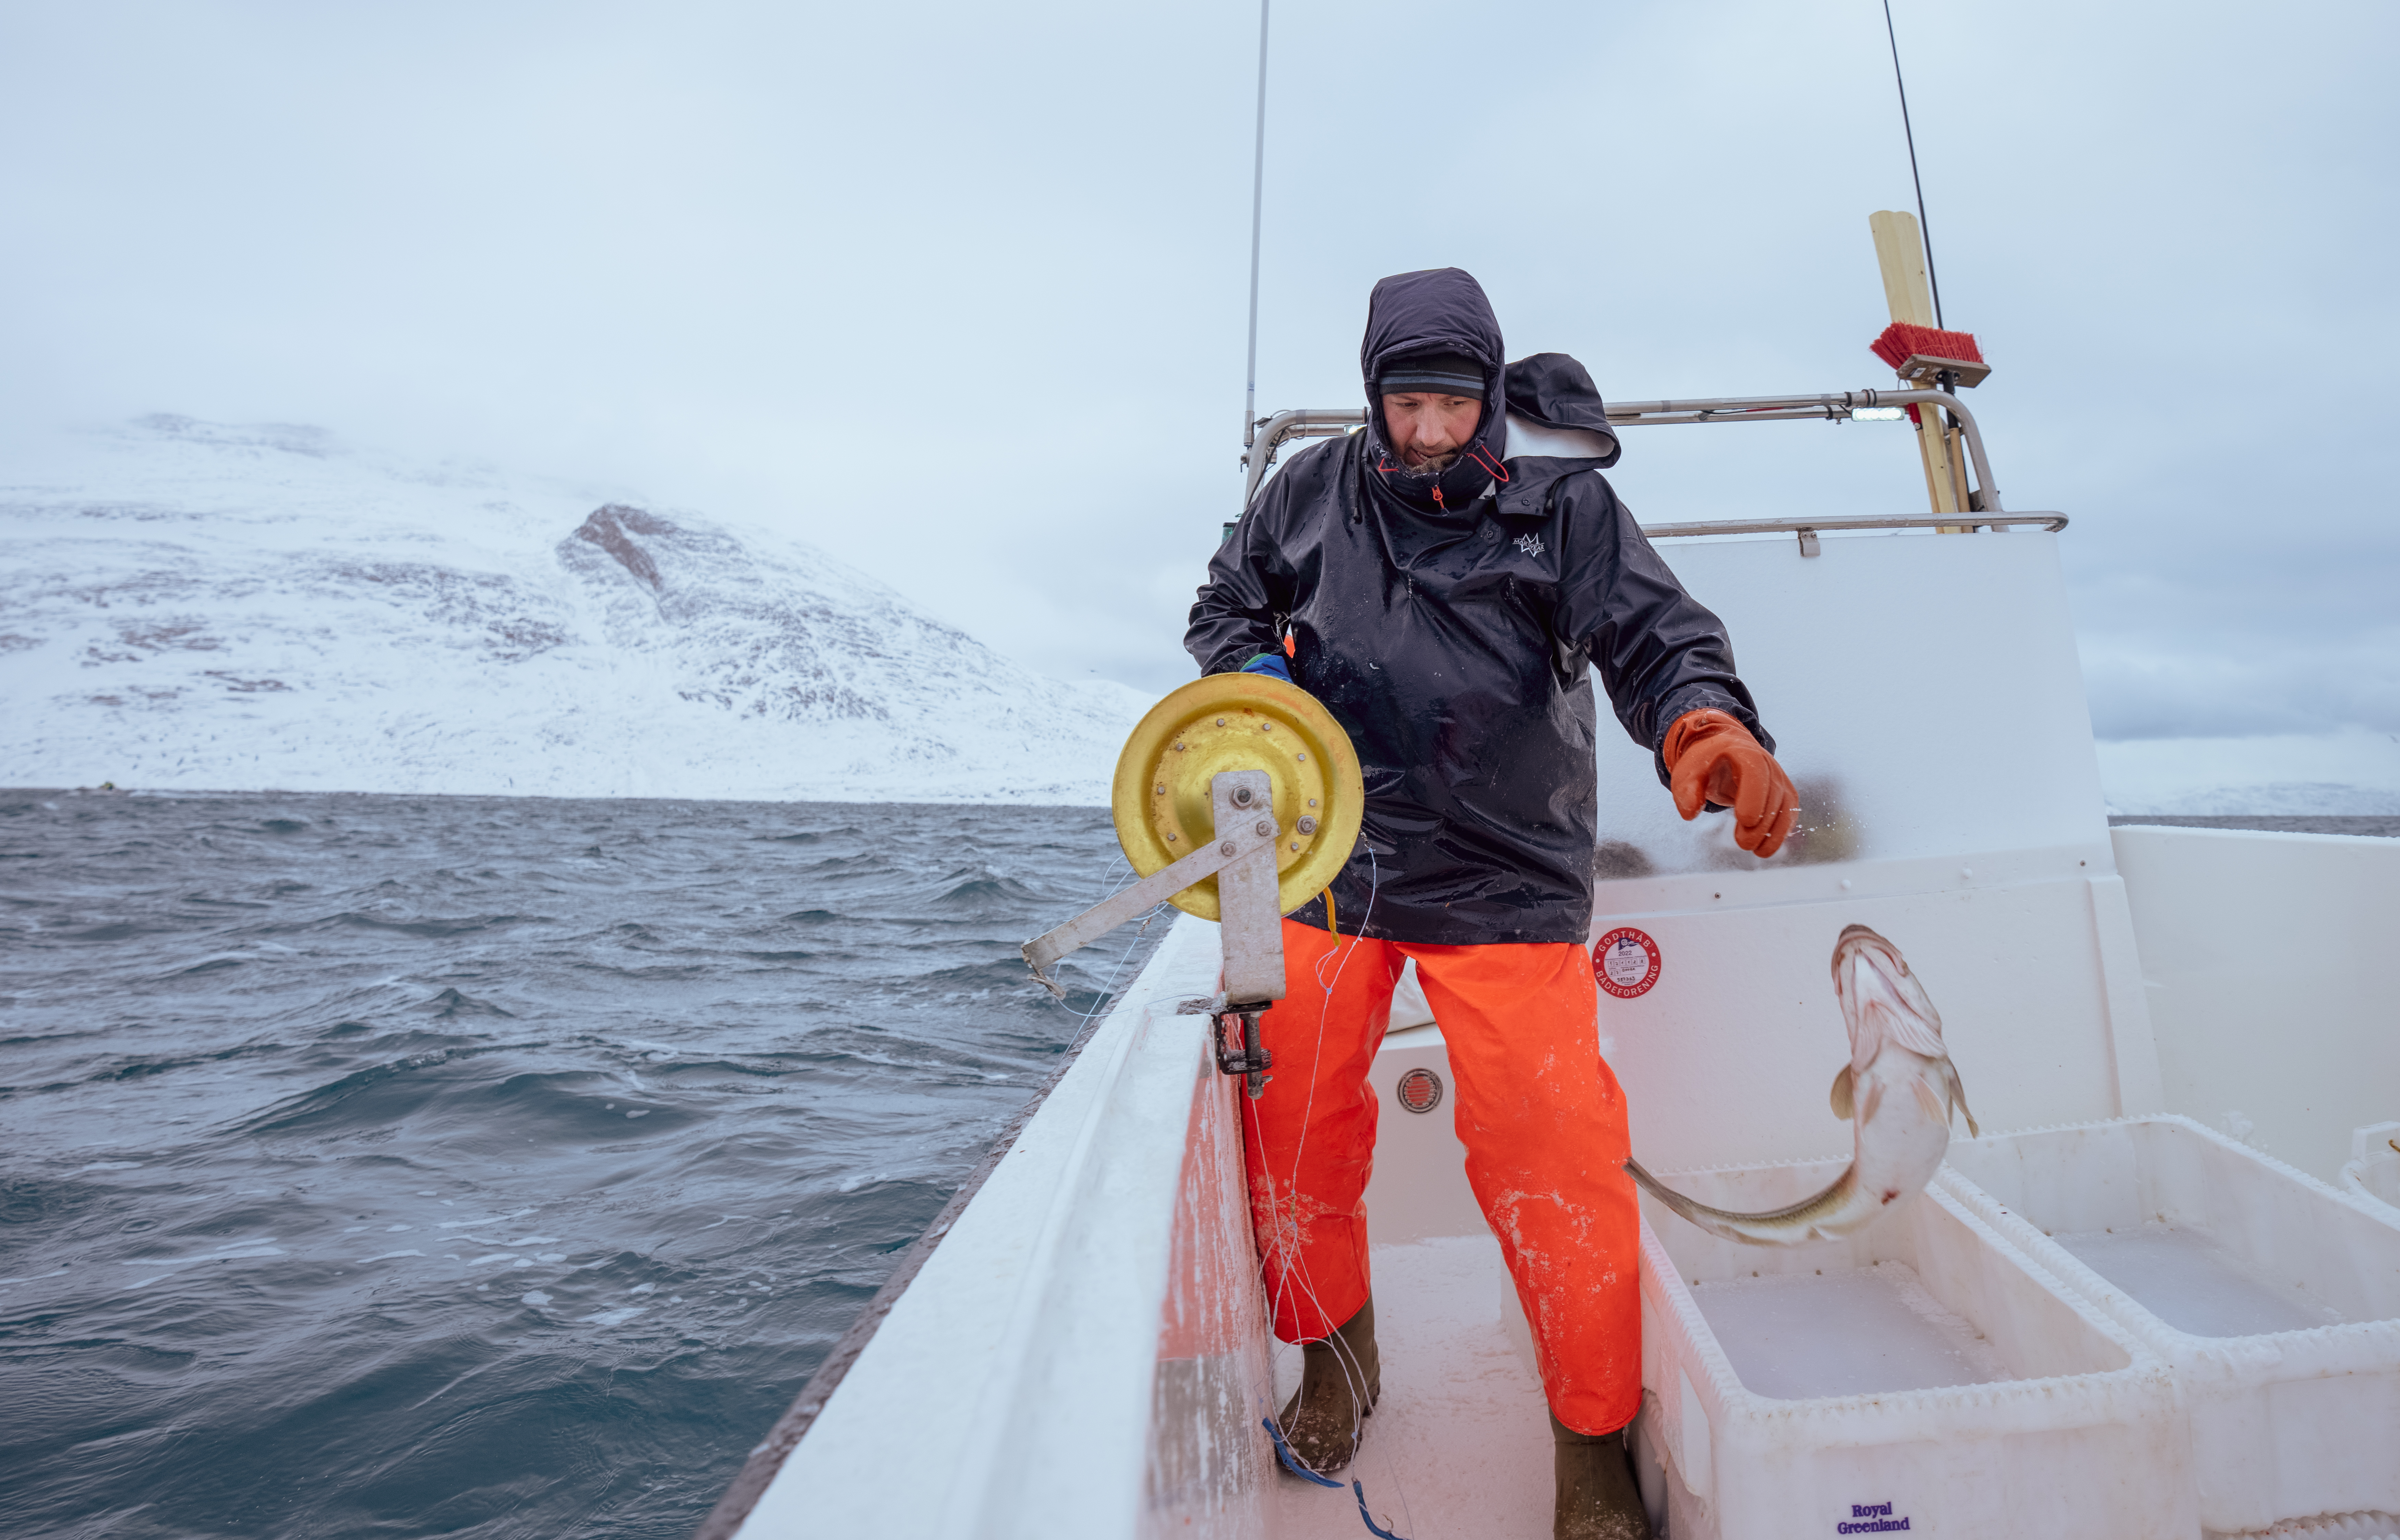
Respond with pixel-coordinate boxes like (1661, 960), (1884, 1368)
(1626, 924), (1978, 1246)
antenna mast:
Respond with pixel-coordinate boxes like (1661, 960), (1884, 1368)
(1241, 0), (1271, 457)
(1880, 0), (1943, 329)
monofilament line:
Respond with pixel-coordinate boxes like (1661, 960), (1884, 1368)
(1241, 0), (1271, 453)
(1881, 0), (1944, 329)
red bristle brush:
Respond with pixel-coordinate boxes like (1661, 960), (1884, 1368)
(1869, 322), (1989, 425)
(1871, 322), (1990, 387)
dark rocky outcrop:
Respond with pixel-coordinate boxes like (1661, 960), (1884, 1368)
(570, 505), (669, 591)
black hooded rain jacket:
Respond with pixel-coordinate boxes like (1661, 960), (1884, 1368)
(1185, 267), (1771, 945)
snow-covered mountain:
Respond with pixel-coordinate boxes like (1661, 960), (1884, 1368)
(0, 417), (1151, 802)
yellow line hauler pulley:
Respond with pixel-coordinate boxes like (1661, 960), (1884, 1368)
(1022, 672), (1364, 1096)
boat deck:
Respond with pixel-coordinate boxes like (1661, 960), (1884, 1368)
(1272, 1235), (1552, 1540)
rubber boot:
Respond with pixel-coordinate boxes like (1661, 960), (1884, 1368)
(1550, 1411), (1652, 1540)
(1275, 1295), (1381, 1475)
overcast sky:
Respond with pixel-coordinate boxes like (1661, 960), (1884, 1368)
(4, 1), (2394, 744)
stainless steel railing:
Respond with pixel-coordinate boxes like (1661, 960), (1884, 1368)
(1649, 511), (2067, 560)
(1237, 388), (2010, 517)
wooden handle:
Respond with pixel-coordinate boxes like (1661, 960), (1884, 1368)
(1870, 210), (1966, 524)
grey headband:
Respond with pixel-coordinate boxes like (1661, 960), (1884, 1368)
(1377, 350), (1485, 399)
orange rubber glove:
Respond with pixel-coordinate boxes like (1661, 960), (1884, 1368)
(1664, 708), (1798, 858)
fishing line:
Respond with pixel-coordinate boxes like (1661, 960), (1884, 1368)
(1265, 1417), (1344, 1487)
(1059, 904), (1170, 1027)
(1880, 0), (1944, 328)
(1258, 848), (1379, 1345)
(1351, 1482), (1409, 1540)
(1261, 850), (1381, 1425)
(1288, 848), (1378, 1247)
(1043, 844), (1155, 1027)
(1242, 848), (1415, 1532)
(1240, 0), (1272, 459)
(1311, 846), (1378, 1002)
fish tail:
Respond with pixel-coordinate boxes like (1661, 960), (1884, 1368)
(1624, 1159), (1755, 1244)
(1624, 1158), (1719, 1228)
(1625, 1158), (1856, 1247)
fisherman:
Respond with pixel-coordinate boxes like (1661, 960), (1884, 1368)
(1186, 267), (1795, 1540)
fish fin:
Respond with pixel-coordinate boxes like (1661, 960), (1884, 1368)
(1911, 1075), (1948, 1124)
(1949, 1070), (1980, 1139)
(1867, 998), (1949, 1062)
(1859, 1076), (1885, 1126)
(1830, 1064), (1855, 1122)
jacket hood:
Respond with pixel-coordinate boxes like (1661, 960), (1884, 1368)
(1503, 352), (1621, 468)
(1360, 267), (1509, 516)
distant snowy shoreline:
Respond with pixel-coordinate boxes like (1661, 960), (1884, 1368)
(1, 418), (1149, 806)
(2095, 728), (2400, 818)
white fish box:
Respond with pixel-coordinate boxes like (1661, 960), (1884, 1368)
(2342, 1121), (2400, 1218)
(1939, 1115), (2400, 1536)
(1634, 1159), (2192, 1540)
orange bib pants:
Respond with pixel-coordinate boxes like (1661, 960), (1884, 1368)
(1241, 918), (1642, 1437)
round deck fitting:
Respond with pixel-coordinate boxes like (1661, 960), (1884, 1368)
(1110, 673), (1363, 921)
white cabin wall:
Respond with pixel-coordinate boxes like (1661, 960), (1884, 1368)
(1589, 531), (2111, 874)
(1588, 531), (2165, 1171)
(1599, 863), (2156, 1172)
(2111, 825), (2400, 1182)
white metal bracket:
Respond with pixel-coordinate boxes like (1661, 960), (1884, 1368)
(1021, 769), (1290, 1097)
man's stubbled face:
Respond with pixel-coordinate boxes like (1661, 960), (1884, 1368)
(1380, 392), (1481, 475)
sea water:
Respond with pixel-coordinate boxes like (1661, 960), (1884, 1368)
(0, 789), (1162, 1539)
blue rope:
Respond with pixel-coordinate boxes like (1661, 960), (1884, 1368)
(1352, 1480), (1407, 1540)
(1261, 1417), (1412, 1537)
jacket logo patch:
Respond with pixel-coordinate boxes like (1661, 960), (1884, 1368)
(1514, 533), (1546, 558)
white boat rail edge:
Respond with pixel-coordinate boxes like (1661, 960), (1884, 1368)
(705, 915), (1249, 1539)
(693, 907), (1185, 1537)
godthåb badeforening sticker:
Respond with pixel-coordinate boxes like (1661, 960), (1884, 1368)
(1595, 927), (1661, 999)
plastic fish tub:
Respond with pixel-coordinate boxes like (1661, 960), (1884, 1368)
(2341, 1121), (2400, 1219)
(1939, 1115), (2400, 1536)
(1632, 1157), (2191, 1540)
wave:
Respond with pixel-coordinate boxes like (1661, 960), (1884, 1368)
(761, 825), (865, 845)
(421, 988), (515, 1020)
(328, 911), (536, 938)
(0, 790), (1152, 1540)
(236, 1040), (527, 1135)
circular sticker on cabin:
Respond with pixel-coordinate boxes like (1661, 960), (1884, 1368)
(1395, 1067), (1444, 1114)
(1595, 927), (1662, 999)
